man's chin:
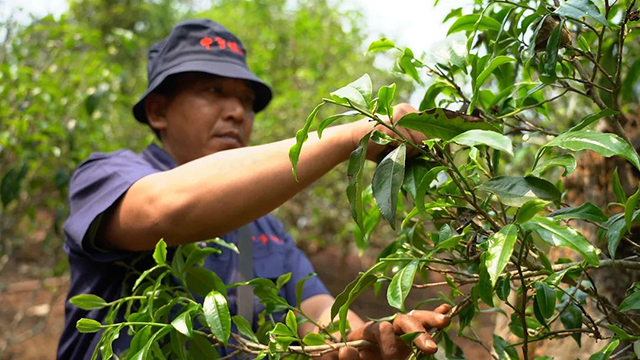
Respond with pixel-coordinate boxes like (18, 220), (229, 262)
(204, 142), (243, 156)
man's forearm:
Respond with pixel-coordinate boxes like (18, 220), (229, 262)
(299, 294), (365, 338)
(102, 121), (370, 251)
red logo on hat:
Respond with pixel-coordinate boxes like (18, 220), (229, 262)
(200, 36), (214, 50)
(200, 36), (245, 56)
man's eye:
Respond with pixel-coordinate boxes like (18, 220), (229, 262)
(210, 87), (222, 94)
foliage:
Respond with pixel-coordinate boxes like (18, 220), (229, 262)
(0, 13), (149, 273)
(22, 0), (640, 358)
(289, 0), (640, 357)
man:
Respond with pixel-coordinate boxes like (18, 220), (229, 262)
(57, 19), (451, 359)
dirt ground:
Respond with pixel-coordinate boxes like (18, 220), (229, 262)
(0, 247), (493, 360)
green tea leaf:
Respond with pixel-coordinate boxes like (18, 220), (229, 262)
(496, 274), (511, 301)
(478, 176), (561, 207)
(485, 224), (518, 286)
(534, 282), (556, 319)
(516, 200), (548, 224)
(285, 310), (298, 336)
(186, 266), (227, 298)
(544, 130), (640, 172)
(619, 290), (640, 312)
(132, 265), (161, 292)
(184, 247), (221, 269)
(575, 35), (591, 52)
(190, 333), (219, 359)
(399, 48), (421, 83)
(203, 291), (231, 345)
(613, 167), (626, 203)
(318, 111), (359, 138)
(475, 56), (516, 91)
(295, 273), (317, 308)
(371, 130), (397, 146)
(398, 108), (499, 140)
(548, 202), (608, 222)
(368, 38), (396, 53)
(399, 331), (423, 345)
(290, 101), (325, 180)
(560, 302), (583, 346)
(568, 108), (618, 132)
(208, 238), (239, 254)
(605, 214), (626, 260)
(153, 239), (167, 265)
(76, 318), (103, 333)
(276, 272), (292, 289)
(70, 294), (108, 311)
(625, 183), (640, 231)
(415, 166), (449, 213)
(478, 256), (494, 307)
(171, 311), (193, 338)
(608, 325), (640, 341)
(448, 14), (502, 35)
(541, 19), (564, 81)
(347, 133), (371, 232)
(458, 304), (476, 333)
(530, 154), (576, 177)
(377, 83), (397, 117)
(554, 0), (613, 27)
(232, 315), (259, 343)
(493, 334), (519, 360)
(272, 323), (295, 337)
(589, 340), (620, 360)
(302, 333), (327, 346)
(129, 325), (151, 356)
(331, 74), (372, 108)
(449, 129), (513, 156)
(373, 144), (406, 229)
(331, 262), (386, 338)
(387, 260), (419, 311)
(100, 324), (123, 360)
(521, 217), (600, 265)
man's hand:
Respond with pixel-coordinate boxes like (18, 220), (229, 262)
(323, 304), (452, 360)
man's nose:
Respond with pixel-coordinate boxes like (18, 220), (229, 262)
(221, 96), (246, 123)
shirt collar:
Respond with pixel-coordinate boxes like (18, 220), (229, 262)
(141, 143), (177, 171)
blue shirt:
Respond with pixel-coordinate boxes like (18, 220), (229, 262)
(57, 143), (329, 359)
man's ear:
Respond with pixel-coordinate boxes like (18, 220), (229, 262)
(145, 93), (170, 133)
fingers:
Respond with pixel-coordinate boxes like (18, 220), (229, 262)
(344, 304), (452, 359)
(392, 314), (438, 354)
(434, 303), (453, 315)
(363, 321), (409, 360)
(391, 103), (418, 124)
(338, 346), (359, 360)
(408, 308), (451, 330)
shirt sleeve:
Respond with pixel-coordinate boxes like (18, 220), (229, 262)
(63, 150), (159, 262)
(269, 219), (331, 304)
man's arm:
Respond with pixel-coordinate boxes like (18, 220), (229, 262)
(99, 104), (422, 251)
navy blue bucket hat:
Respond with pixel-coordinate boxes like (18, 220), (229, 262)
(133, 19), (273, 123)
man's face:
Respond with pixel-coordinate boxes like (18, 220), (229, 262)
(150, 73), (256, 164)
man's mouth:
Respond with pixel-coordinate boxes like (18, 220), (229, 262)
(213, 132), (243, 146)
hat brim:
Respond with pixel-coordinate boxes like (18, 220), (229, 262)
(133, 59), (273, 123)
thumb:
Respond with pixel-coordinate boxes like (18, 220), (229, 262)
(338, 346), (360, 360)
